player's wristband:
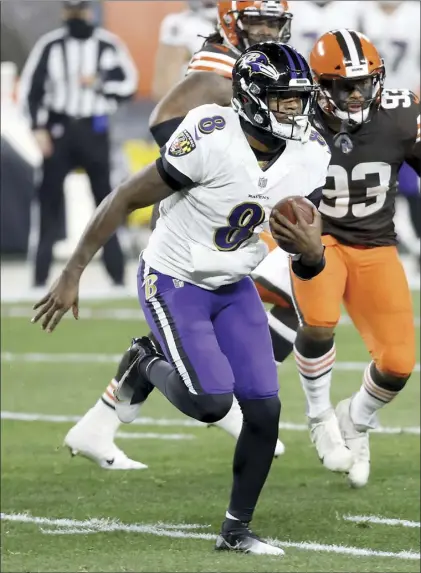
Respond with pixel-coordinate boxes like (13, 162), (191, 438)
(291, 246), (326, 281)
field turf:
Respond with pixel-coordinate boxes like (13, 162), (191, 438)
(1, 295), (420, 572)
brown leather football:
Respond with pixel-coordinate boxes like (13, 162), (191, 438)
(273, 196), (314, 224)
(270, 196), (314, 253)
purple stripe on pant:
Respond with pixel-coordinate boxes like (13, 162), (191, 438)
(137, 257), (279, 401)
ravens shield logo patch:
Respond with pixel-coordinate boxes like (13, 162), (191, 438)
(168, 130), (196, 157)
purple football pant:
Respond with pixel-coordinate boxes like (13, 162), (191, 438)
(137, 257), (279, 401)
(399, 162), (420, 197)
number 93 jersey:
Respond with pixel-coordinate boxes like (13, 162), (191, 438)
(143, 104), (331, 290)
(315, 89), (421, 246)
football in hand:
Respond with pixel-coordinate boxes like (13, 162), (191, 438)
(270, 196), (314, 254)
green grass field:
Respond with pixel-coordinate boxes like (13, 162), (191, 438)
(1, 295), (420, 572)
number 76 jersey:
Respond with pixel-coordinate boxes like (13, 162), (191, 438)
(316, 89), (420, 246)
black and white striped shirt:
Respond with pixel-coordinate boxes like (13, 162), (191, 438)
(18, 27), (138, 128)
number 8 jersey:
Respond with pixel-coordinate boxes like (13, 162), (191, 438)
(143, 103), (331, 290)
(315, 89), (420, 246)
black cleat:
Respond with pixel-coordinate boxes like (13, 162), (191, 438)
(114, 337), (160, 423)
(215, 519), (284, 556)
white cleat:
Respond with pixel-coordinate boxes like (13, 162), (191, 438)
(309, 408), (354, 473)
(336, 398), (370, 488)
(64, 425), (148, 470)
(209, 399), (285, 456)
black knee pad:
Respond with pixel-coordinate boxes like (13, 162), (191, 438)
(371, 363), (410, 392)
(295, 327), (334, 357)
(192, 392), (233, 424)
(115, 334), (164, 382)
(240, 396), (281, 437)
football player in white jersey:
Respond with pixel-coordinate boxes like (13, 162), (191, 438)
(287, 1), (360, 59)
(152, 0), (217, 101)
(64, 0), (292, 470)
(33, 42), (330, 555)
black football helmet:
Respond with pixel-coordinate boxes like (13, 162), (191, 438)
(232, 42), (319, 141)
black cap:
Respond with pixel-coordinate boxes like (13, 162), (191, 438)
(63, 1), (92, 9)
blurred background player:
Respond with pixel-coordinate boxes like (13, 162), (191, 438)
(18, 0), (138, 289)
(64, 0), (292, 469)
(290, 30), (420, 487)
(358, 0), (421, 275)
(151, 0), (217, 102)
(287, 1), (361, 59)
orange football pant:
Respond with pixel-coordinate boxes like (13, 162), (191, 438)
(290, 235), (416, 378)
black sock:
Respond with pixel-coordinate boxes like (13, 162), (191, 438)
(294, 328), (334, 358)
(139, 357), (232, 424)
(227, 396), (281, 524)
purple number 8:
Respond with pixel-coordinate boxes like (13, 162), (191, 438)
(198, 115), (226, 135)
(214, 202), (265, 252)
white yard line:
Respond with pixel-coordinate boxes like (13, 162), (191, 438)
(2, 352), (420, 373)
(1, 512), (419, 560)
(115, 431), (195, 441)
(2, 306), (420, 327)
(344, 515), (420, 528)
(1, 411), (419, 436)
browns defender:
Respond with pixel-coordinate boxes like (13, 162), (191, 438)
(64, 0), (292, 469)
(288, 29), (420, 487)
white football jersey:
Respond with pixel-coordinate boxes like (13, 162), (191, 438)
(158, 10), (216, 77)
(357, 1), (420, 93)
(289, 1), (361, 59)
(143, 104), (331, 290)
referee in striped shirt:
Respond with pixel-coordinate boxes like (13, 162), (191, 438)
(19, 0), (138, 288)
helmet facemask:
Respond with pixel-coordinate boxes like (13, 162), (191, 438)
(236, 13), (292, 49)
(318, 70), (385, 125)
(233, 79), (318, 141)
(218, 1), (293, 55)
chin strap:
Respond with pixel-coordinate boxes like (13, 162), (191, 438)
(333, 121), (354, 154)
(300, 121), (312, 144)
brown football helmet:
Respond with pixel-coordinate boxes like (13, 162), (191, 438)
(310, 29), (385, 124)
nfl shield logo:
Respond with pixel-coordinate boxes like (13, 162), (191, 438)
(173, 279), (184, 288)
(258, 177), (268, 189)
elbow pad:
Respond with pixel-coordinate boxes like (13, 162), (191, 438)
(150, 116), (185, 147)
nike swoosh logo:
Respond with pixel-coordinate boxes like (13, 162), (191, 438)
(194, 125), (202, 141)
(106, 459), (115, 466)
